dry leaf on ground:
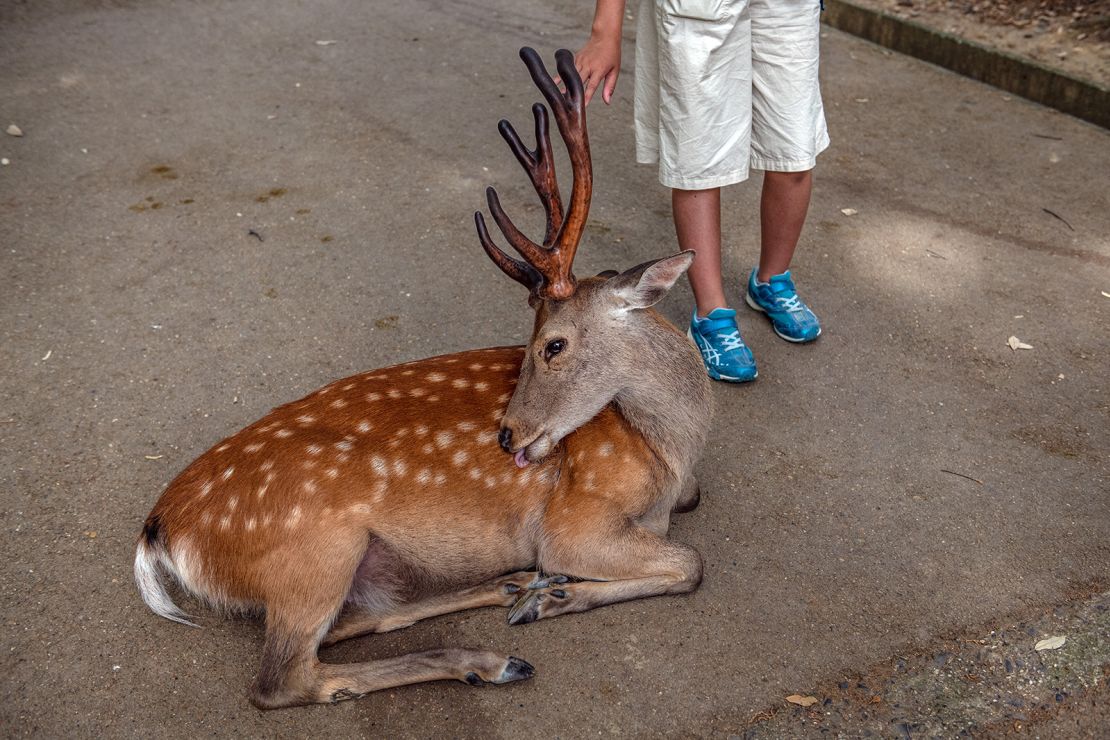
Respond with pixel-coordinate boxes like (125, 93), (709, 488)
(785, 694), (819, 707)
(840, 208), (858, 216)
(1035, 635), (1066, 651)
(6, 124), (23, 137)
(1007, 336), (1033, 350)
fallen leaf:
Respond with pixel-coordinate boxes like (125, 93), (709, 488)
(6, 124), (23, 137)
(1035, 635), (1066, 651)
(785, 694), (819, 707)
(315, 39), (338, 46)
(1101, 291), (1110, 298)
(1007, 336), (1033, 351)
(854, 98), (869, 103)
(144, 454), (164, 460)
(41, 349), (52, 361)
(840, 208), (858, 216)
(1, 158), (9, 165)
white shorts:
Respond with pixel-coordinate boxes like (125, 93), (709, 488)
(634, 0), (830, 189)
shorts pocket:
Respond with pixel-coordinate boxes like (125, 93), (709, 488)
(658, 0), (727, 22)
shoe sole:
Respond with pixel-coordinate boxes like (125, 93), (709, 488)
(744, 292), (822, 344)
(686, 329), (757, 383)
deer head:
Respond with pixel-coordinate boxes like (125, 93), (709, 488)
(476, 48), (696, 467)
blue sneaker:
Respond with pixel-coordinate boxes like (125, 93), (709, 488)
(687, 308), (758, 383)
(745, 269), (821, 343)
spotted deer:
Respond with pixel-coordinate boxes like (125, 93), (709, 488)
(134, 48), (712, 709)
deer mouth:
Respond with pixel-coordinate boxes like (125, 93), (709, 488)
(512, 432), (556, 468)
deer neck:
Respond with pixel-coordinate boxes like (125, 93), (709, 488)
(612, 312), (712, 481)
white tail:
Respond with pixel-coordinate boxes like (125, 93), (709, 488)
(135, 48), (712, 709)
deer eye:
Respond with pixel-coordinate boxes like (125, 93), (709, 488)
(544, 338), (567, 362)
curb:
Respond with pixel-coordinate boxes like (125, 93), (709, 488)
(822, 0), (1110, 130)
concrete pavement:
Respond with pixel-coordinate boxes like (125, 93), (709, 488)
(2, 0), (1107, 736)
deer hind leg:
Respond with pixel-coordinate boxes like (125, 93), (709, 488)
(507, 515), (702, 626)
(673, 474), (701, 514)
(322, 570), (548, 646)
(252, 600), (534, 709)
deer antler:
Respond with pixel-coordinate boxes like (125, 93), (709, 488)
(475, 47), (592, 301)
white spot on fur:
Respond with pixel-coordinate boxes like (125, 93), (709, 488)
(297, 415), (316, 425)
(402, 369), (415, 376)
(387, 389), (403, 400)
(469, 363), (484, 371)
(474, 381), (489, 392)
(342, 383), (355, 391)
(426, 372), (446, 382)
(337, 453), (350, 463)
(422, 443), (434, 455)
(497, 392), (511, 403)
(219, 516), (231, 530)
(199, 481), (213, 497)
(392, 459), (408, 476)
(452, 378), (470, 390)
(414, 424), (429, 437)
(260, 459), (275, 471)
(302, 460), (317, 471)
(263, 513), (273, 527)
(216, 443), (230, 453)
(371, 480), (387, 503)
(330, 398), (347, 409)
(221, 466), (234, 481)
(303, 480), (318, 494)
(275, 429), (293, 438)
(598, 442), (614, 457)
(371, 456), (388, 477)
(245, 518), (256, 531)
(285, 506), (302, 528)
(417, 468), (430, 484)
(435, 431), (453, 448)
(356, 420), (372, 434)
(335, 440), (353, 452)
(452, 450), (469, 466)
(434, 472), (446, 485)
(476, 430), (497, 445)
(484, 476), (496, 489)
(200, 511), (212, 526)
(226, 496), (238, 512)
(366, 392), (382, 402)
(406, 387), (425, 398)
(256, 484), (268, 499)
(456, 421), (476, 432)
(244, 442), (265, 453)
(349, 503), (371, 515)
(468, 468), (481, 480)
(306, 444), (323, 455)
(326, 468), (339, 479)
(427, 395), (440, 402)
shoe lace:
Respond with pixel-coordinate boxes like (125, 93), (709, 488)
(775, 294), (803, 313)
(716, 330), (745, 351)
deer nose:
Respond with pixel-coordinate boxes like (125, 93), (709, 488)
(498, 427), (513, 453)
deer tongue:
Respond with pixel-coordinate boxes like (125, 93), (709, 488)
(514, 449), (530, 468)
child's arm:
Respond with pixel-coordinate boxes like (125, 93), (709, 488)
(575, 0), (626, 105)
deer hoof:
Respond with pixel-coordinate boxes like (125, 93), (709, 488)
(495, 656), (535, 684)
(527, 573), (569, 589)
(507, 591), (544, 625)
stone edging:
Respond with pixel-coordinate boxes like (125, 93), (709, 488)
(822, 0), (1110, 130)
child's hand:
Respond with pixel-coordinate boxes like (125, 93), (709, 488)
(573, 36), (622, 106)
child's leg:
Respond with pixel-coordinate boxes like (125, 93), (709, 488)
(672, 187), (726, 317)
(758, 169), (813, 282)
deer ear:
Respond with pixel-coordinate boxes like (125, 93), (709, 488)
(609, 251), (695, 310)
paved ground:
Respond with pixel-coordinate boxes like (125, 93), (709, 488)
(1, 1), (1107, 737)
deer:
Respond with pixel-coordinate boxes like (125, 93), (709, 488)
(134, 47), (712, 709)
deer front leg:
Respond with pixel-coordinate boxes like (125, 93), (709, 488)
(507, 516), (702, 626)
(323, 570), (552, 646)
